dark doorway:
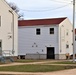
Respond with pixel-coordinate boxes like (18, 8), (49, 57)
(0, 40), (2, 56)
(47, 47), (55, 59)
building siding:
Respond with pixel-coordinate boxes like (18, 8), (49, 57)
(18, 18), (73, 59)
(0, 0), (18, 56)
(18, 25), (59, 59)
(59, 18), (73, 57)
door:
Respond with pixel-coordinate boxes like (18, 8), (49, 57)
(47, 47), (55, 59)
(0, 40), (2, 56)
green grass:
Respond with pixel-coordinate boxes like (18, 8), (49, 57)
(42, 61), (76, 65)
(15, 59), (48, 63)
(0, 65), (76, 72)
(15, 59), (76, 64)
(51, 61), (76, 64)
(0, 62), (5, 65)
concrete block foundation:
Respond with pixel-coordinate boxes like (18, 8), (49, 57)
(18, 54), (66, 60)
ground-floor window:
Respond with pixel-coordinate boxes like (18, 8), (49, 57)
(0, 40), (2, 48)
(0, 40), (2, 55)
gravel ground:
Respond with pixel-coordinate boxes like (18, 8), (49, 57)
(0, 60), (76, 75)
(0, 68), (76, 75)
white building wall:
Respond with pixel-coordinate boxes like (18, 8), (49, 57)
(13, 14), (18, 56)
(59, 18), (73, 58)
(0, 0), (18, 56)
(18, 25), (59, 58)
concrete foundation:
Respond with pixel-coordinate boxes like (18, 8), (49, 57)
(55, 54), (66, 59)
(25, 54), (46, 59)
(9, 56), (18, 60)
(18, 54), (66, 60)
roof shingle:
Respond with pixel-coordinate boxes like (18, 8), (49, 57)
(18, 17), (67, 26)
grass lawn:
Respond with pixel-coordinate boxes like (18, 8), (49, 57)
(15, 59), (76, 64)
(0, 62), (5, 65)
(0, 65), (76, 72)
(15, 59), (50, 63)
(46, 61), (76, 64)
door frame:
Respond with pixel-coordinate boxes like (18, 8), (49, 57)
(47, 47), (55, 59)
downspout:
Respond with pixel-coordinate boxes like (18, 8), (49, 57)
(9, 10), (15, 55)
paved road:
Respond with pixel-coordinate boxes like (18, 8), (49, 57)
(0, 69), (76, 75)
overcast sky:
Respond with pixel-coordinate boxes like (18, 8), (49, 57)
(6, 0), (76, 27)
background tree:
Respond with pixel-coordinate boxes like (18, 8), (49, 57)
(8, 2), (24, 19)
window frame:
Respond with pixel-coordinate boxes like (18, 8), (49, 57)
(36, 28), (41, 35)
(75, 35), (76, 41)
(66, 44), (69, 49)
(0, 42), (1, 48)
(66, 29), (69, 36)
(0, 16), (1, 27)
(50, 28), (54, 34)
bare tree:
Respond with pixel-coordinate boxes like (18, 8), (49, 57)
(8, 2), (24, 19)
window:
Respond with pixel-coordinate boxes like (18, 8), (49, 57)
(66, 32), (68, 35)
(75, 36), (76, 41)
(36, 28), (41, 35)
(66, 29), (69, 35)
(66, 44), (69, 48)
(50, 28), (54, 34)
(0, 42), (1, 47)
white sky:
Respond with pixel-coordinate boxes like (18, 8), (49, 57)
(6, 0), (76, 27)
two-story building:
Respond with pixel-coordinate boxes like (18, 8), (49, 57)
(0, 0), (18, 59)
(18, 17), (73, 59)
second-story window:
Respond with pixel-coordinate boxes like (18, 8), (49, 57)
(66, 29), (69, 36)
(36, 28), (41, 35)
(50, 28), (54, 34)
(66, 32), (68, 35)
(66, 44), (69, 48)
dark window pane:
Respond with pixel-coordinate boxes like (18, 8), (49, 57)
(50, 28), (54, 34)
(75, 36), (76, 41)
(66, 44), (69, 48)
(0, 42), (1, 47)
(37, 29), (40, 31)
(66, 32), (68, 35)
(36, 28), (40, 35)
